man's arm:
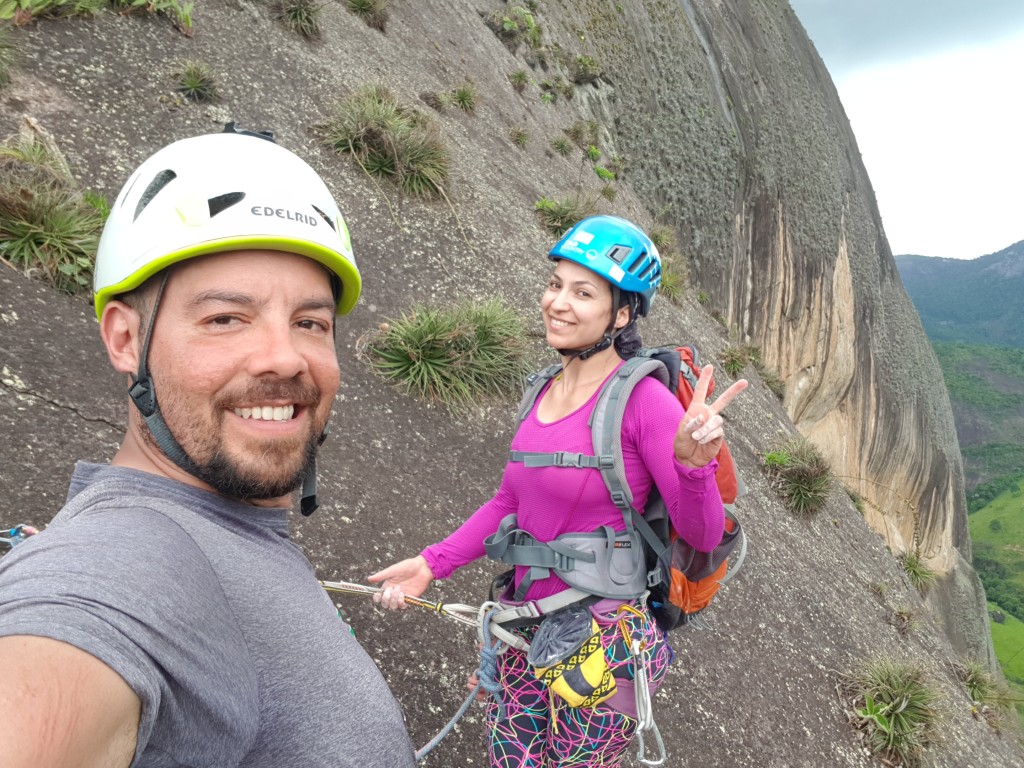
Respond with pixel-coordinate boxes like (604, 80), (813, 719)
(0, 635), (141, 768)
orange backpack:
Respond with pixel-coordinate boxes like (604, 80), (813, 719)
(590, 345), (747, 631)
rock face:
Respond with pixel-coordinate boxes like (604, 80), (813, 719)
(0, 0), (1014, 765)
(559, 0), (991, 664)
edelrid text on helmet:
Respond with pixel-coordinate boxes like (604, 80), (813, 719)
(93, 128), (361, 319)
(548, 215), (661, 317)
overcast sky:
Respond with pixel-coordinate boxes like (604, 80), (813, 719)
(788, 0), (1024, 258)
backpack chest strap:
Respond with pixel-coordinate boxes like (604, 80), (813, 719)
(509, 450), (613, 470)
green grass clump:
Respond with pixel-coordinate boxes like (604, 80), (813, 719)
(539, 92), (554, 105)
(839, 656), (939, 767)
(364, 300), (531, 411)
(508, 69), (529, 92)
(572, 54), (601, 84)
(950, 658), (1019, 733)
(3, 0), (192, 32)
(762, 436), (832, 517)
(320, 84), (449, 200)
(897, 549), (937, 596)
(720, 344), (750, 377)
(599, 183), (616, 202)
(345, 0), (390, 31)
(657, 257), (687, 305)
(887, 604), (920, 638)
(450, 81), (476, 113)
(758, 366), (785, 400)
(534, 195), (593, 237)
(593, 165), (615, 183)
(565, 119), (599, 148)
(0, 25), (16, 87)
(176, 61), (218, 102)
(509, 127), (529, 148)
(649, 225), (675, 254)
(0, 129), (106, 294)
(271, 0), (323, 38)
(486, 2), (542, 51)
(550, 136), (573, 157)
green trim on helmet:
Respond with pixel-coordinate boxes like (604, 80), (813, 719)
(93, 236), (362, 320)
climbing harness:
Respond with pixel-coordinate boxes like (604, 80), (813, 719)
(1, 524), (38, 549)
(324, 579), (667, 764)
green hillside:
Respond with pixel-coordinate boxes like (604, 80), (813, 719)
(932, 342), (1024, 498)
(971, 480), (1024, 620)
(896, 242), (1024, 348)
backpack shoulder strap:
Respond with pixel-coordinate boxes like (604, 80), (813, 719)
(515, 363), (562, 422)
(589, 355), (669, 515)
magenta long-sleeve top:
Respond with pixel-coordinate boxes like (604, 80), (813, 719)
(421, 364), (726, 602)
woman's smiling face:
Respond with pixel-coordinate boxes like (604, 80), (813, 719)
(541, 259), (627, 351)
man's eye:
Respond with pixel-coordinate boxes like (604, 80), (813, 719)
(211, 316), (237, 325)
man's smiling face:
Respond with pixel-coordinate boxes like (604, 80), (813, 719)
(140, 249), (340, 504)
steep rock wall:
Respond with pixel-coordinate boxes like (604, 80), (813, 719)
(556, 0), (989, 662)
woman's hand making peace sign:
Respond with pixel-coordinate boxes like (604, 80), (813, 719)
(674, 365), (748, 468)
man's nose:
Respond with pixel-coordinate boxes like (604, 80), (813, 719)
(247, 323), (309, 378)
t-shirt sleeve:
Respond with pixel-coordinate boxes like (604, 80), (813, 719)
(622, 377), (725, 552)
(0, 505), (255, 762)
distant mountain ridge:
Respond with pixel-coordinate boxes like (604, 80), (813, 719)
(896, 241), (1024, 347)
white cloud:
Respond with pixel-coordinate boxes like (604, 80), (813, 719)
(835, 34), (1024, 257)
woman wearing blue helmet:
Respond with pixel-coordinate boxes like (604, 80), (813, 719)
(372, 215), (746, 767)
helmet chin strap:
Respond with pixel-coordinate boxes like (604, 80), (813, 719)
(126, 271), (329, 515)
(127, 272), (202, 479)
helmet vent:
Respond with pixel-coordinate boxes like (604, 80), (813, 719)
(208, 192), (245, 217)
(607, 245), (631, 264)
(133, 170), (177, 221)
(624, 250), (648, 275)
(636, 259), (659, 281)
(311, 204), (336, 231)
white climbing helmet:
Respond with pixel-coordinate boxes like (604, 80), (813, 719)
(93, 124), (361, 319)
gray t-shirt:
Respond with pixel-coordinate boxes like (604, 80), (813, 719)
(0, 462), (416, 768)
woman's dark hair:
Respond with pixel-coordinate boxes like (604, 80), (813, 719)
(614, 291), (643, 358)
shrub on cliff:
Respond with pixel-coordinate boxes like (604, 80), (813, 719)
(360, 300), (531, 412)
(0, 125), (107, 294)
(320, 84), (450, 200)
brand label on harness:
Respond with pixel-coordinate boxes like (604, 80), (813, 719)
(613, 541), (632, 549)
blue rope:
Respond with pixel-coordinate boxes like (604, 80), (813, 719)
(415, 608), (507, 763)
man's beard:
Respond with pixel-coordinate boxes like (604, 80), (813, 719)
(143, 377), (327, 503)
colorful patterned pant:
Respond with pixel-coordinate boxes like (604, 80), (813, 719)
(485, 600), (673, 768)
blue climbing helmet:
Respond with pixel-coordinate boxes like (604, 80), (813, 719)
(548, 215), (662, 317)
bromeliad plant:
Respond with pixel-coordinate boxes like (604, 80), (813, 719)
(176, 60), (218, 102)
(362, 300), (532, 412)
(839, 656), (940, 767)
(762, 436), (832, 517)
(320, 84), (450, 200)
(897, 549), (937, 596)
(0, 126), (107, 294)
(271, 0), (323, 38)
(344, 0), (390, 31)
(950, 658), (1019, 734)
(534, 195), (594, 237)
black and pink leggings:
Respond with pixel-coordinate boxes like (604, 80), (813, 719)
(484, 601), (673, 767)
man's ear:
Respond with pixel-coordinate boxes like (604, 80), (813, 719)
(100, 301), (142, 375)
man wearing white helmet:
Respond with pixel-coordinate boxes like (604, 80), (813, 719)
(0, 125), (417, 768)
